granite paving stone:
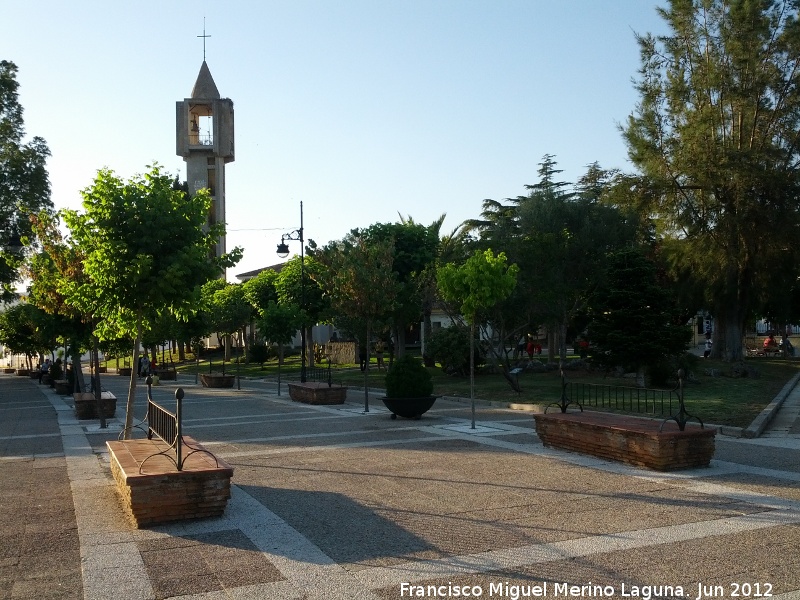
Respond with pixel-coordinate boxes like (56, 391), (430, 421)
(5, 371), (800, 598)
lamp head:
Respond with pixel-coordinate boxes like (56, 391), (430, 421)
(276, 239), (290, 258)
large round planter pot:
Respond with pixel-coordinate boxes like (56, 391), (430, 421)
(380, 396), (438, 420)
(200, 373), (235, 388)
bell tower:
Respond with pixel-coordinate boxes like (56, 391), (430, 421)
(176, 60), (234, 260)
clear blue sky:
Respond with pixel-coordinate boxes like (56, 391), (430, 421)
(2, 1), (667, 280)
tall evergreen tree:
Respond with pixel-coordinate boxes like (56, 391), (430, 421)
(0, 61), (52, 297)
(623, 0), (800, 361)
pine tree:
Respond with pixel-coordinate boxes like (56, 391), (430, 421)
(623, 0), (800, 361)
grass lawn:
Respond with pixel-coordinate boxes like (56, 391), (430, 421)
(103, 351), (799, 429)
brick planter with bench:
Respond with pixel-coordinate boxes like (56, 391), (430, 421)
(107, 380), (233, 527)
(156, 368), (177, 381)
(288, 382), (348, 405)
(200, 373), (235, 388)
(533, 411), (716, 471)
(73, 391), (117, 419)
(53, 379), (70, 395)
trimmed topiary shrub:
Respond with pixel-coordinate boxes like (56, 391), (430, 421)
(385, 353), (433, 398)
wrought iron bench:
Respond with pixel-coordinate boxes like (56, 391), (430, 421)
(124, 376), (218, 472)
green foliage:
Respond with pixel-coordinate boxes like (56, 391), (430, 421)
(61, 164), (241, 434)
(248, 342), (270, 368)
(0, 61), (53, 298)
(385, 353), (433, 399)
(437, 249), (518, 322)
(647, 351), (700, 387)
(242, 269), (278, 316)
(426, 325), (472, 376)
(257, 301), (303, 347)
(622, 0), (800, 360)
(204, 282), (251, 337)
(0, 302), (55, 357)
(275, 255), (327, 322)
(49, 360), (62, 381)
(62, 165), (237, 339)
(313, 234), (400, 331)
(588, 247), (691, 377)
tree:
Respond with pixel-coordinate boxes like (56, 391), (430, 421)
(0, 61), (52, 298)
(26, 212), (92, 395)
(63, 165), (239, 438)
(587, 247), (691, 386)
(257, 300), (303, 393)
(343, 221), (439, 358)
(399, 213), (473, 367)
(204, 282), (252, 363)
(0, 302), (55, 370)
(622, 0), (800, 361)
(517, 175), (638, 361)
(313, 233), (400, 411)
(275, 255), (327, 368)
(437, 249), (518, 427)
(242, 268), (278, 352)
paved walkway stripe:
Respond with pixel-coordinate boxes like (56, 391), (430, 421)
(34, 378), (800, 599)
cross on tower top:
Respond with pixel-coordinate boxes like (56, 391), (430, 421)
(197, 18), (211, 61)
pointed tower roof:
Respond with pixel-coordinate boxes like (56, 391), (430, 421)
(191, 61), (220, 99)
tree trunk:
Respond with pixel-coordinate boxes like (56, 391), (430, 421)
(393, 325), (407, 359)
(713, 311), (745, 362)
(547, 326), (557, 363)
(422, 310), (435, 367)
(71, 346), (85, 394)
(469, 321), (476, 428)
(92, 339), (107, 429)
(224, 335), (231, 361)
(636, 365), (646, 388)
(123, 314), (142, 440)
(305, 325), (313, 368)
(363, 321), (371, 412)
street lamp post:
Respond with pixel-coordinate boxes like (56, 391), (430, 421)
(276, 201), (306, 383)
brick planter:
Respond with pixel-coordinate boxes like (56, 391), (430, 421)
(53, 379), (70, 395)
(200, 373), (235, 388)
(156, 369), (177, 381)
(106, 436), (233, 527)
(3, 368), (15, 374)
(15, 369), (29, 376)
(533, 411), (715, 471)
(73, 392), (117, 420)
(288, 382), (347, 405)
(118, 367), (133, 376)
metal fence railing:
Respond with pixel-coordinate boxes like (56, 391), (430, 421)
(567, 382), (678, 416)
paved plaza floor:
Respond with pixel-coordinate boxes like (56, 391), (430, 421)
(2, 371), (800, 599)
